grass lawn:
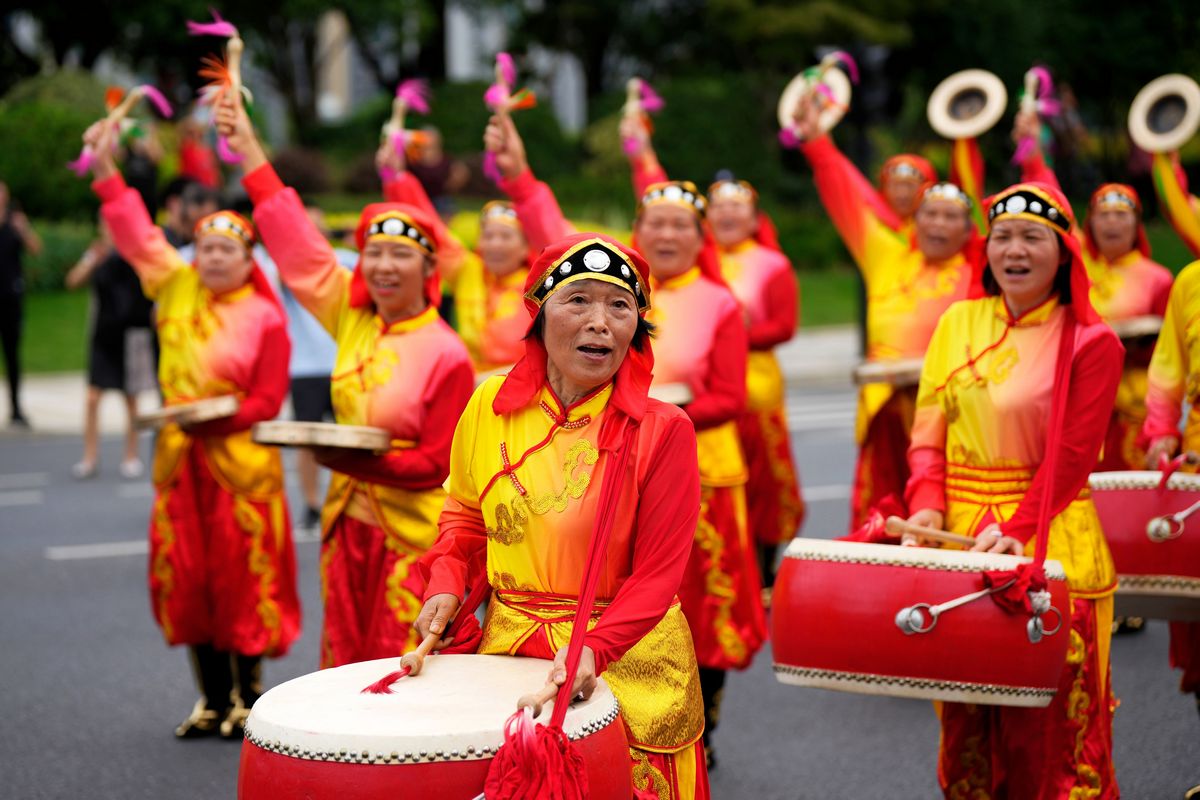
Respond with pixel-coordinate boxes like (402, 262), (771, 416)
(799, 269), (860, 329)
(11, 290), (89, 375)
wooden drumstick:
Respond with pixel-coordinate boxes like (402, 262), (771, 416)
(885, 516), (978, 548)
(106, 87), (146, 127)
(494, 60), (512, 121)
(516, 681), (561, 719)
(226, 36), (244, 103)
(398, 631), (442, 677)
(622, 78), (642, 121)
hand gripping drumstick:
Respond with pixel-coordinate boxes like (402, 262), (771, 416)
(885, 516), (978, 548)
(515, 681), (562, 719)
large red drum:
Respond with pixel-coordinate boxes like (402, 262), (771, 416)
(772, 539), (1070, 707)
(239, 654), (632, 800)
(1089, 470), (1200, 620)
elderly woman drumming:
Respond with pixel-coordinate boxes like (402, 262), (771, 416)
(416, 234), (710, 799)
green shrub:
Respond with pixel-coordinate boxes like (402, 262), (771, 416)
(22, 220), (97, 292)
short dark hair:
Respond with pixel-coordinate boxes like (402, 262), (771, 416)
(526, 308), (656, 352)
(982, 231), (1072, 303)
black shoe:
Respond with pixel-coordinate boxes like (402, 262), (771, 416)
(176, 645), (233, 739)
(303, 506), (321, 530)
(1113, 616), (1147, 634)
(175, 699), (223, 738)
(9, 415), (29, 430)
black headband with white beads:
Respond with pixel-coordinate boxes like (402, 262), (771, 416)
(526, 238), (649, 313)
(366, 213), (434, 254)
(988, 189), (1071, 236)
(638, 181), (707, 219)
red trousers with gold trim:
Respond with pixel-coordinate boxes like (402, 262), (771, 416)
(738, 405), (805, 546)
(850, 387), (916, 532)
(678, 484), (767, 671)
(148, 445), (300, 658)
(1170, 622), (1200, 694)
(936, 596), (1117, 800)
(319, 515), (425, 668)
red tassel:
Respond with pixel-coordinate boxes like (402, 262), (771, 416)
(484, 708), (587, 800)
(359, 666), (411, 695)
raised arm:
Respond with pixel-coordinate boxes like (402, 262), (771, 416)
(949, 137), (986, 232)
(1152, 151), (1200, 259)
(904, 313), (952, 521)
(1143, 267), (1197, 457)
(215, 95), (349, 334)
(619, 115), (668, 197)
(485, 113), (574, 253)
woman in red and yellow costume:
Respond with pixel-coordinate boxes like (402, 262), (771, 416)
(82, 118), (301, 739)
(621, 119), (805, 588)
(1150, 146), (1200, 259)
(632, 179), (763, 768)
(216, 97), (474, 669)
(905, 181), (1123, 798)
(790, 99), (978, 531)
(1017, 113), (1174, 470)
(1141, 260), (1200, 793)
(415, 233), (710, 798)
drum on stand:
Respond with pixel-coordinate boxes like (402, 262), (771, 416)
(1108, 315), (1162, 342)
(852, 358), (924, 387)
(135, 395), (239, 430)
(239, 654), (631, 800)
(1088, 470), (1200, 620)
(252, 421), (392, 452)
(772, 539), (1069, 707)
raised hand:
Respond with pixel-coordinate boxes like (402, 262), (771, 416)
(82, 118), (120, 180)
(484, 113), (529, 180)
(214, 93), (267, 172)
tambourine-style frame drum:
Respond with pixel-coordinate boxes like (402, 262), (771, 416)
(1108, 315), (1163, 342)
(135, 395), (239, 430)
(251, 421), (391, 452)
(927, 69), (1008, 140)
(1088, 471), (1200, 620)
(239, 655), (631, 800)
(772, 539), (1070, 707)
(778, 66), (852, 139)
(1128, 74), (1200, 154)
(852, 358), (924, 387)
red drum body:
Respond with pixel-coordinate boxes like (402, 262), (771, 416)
(239, 655), (631, 800)
(1089, 471), (1200, 620)
(772, 539), (1070, 707)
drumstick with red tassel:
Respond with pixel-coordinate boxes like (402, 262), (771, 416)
(885, 516), (978, 548)
(188, 9), (249, 164)
(359, 631), (442, 694)
(482, 53), (536, 183)
(67, 85), (173, 176)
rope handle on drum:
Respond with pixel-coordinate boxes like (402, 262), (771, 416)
(896, 312), (1076, 644)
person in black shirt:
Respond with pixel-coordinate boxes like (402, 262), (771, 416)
(0, 181), (43, 428)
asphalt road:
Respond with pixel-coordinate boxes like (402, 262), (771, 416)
(1, 387), (1197, 799)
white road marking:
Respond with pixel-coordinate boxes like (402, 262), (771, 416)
(0, 489), (44, 507)
(44, 540), (148, 561)
(803, 484), (852, 502)
(0, 472), (49, 490)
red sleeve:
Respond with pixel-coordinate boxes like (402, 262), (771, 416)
(189, 322), (291, 436)
(498, 168), (573, 254)
(1018, 147), (1062, 193)
(382, 171), (439, 219)
(584, 416), (700, 673)
(904, 447), (946, 515)
(685, 304), (748, 430)
(1151, 267), (1174, 318)
(746, 266), (798, 350)
(631, 152), (669, 198)
(325, 359), (475, 491)
(421, 496), (488, 602)
(1000, 331), (1123, 542)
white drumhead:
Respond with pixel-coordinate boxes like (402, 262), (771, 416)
(252, 421), (391, 451)
(245, 655), (620, 763)
(1089, 470), (1200, 493)
(649, 382), (693, 406)
(135, 395), (239, 429)
(1108, 315), (1162, 340)
(1128, 74), (1200, 154)
(777, 67), (852, 136)
(782, 537), (1065, 581)
(927, 69), (1008, 140)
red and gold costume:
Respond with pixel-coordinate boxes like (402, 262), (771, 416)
(422, 233), (710, 798)
(799, 135), (974, 530)
(1152, 150), (1200, 259)
(708, 180), (805, 561)
(95, 174), (301, 736)
(1142, 260), (1200, 700)
(907, 182), (1122, 798)
(244, 164), (474, 668)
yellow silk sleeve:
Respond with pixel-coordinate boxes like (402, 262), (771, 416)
(445, 377), (496, 510)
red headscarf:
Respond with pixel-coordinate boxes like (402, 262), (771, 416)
(192, 210), (283, 313)
(1083, 183), (1151, 260)
(349, 202), (442, 310)
(492, 233), (655, 436)
(878, 154), (937, 189)
(978, 181), (1101, 326)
